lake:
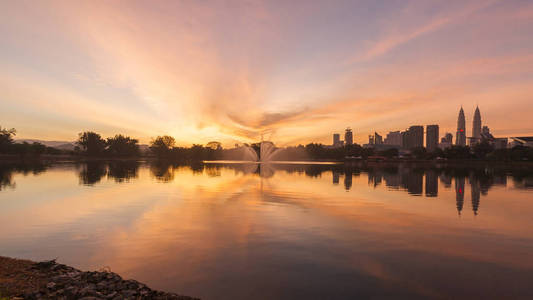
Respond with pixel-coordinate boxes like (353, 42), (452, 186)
(1, 161), (532, 299)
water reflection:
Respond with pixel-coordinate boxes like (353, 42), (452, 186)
(0, 162), (48, 190)
(1, 161), (533, 299)
(1, 161), (533, 214)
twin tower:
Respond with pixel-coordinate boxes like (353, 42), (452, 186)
(456, 106), (482, 146)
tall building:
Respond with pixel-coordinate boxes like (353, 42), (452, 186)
(374, 132), (383, 145)
(426, 125), (439, 151)
(456, 107), (466, 146)
(344, 128), (353, 145)
(384, 131), (402, 146)
(472, 106), (482, 142)
(333, 133), (341, 147)
(401, 131), (409, 149)
(405, 125), (424, 149)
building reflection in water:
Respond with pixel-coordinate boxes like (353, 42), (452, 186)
(425, 170), (438, 197)
(455, 177), (465, 215)
(344, 170), (352, 191)
(332, 171), (340, 185)
(470, 176), (481, 216)
(1, 161), (531, 218)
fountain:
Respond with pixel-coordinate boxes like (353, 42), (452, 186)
(240, 141), (285, 162)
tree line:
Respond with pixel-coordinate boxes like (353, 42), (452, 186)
(1, 126), (532, 161)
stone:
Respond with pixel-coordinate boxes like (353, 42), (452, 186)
(46, 282), (57, 289)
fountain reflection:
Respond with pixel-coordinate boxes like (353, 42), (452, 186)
(1, 161), (533, 218)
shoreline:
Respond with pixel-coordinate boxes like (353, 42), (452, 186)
(0, 256), (198, 300)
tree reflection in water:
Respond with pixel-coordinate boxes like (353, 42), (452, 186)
(1, 161), (532, 217)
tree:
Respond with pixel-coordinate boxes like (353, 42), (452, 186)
(77, 132), (106, 156)
(190, 144), (205, 161)
(380, 148), (399, 158)
(411, 147), (427, 159)
(106, 134), (139, 157)
(0, 126), (16, 153)
(473, 141), (494, 159)
(150, 135), (176, 157)
(444, 145), (471, 160)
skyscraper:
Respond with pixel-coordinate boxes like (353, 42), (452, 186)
(407, 125), (424, 149)
(333, 133), (340, 147)
(344, 128), (353, 145)
(471, 106), (482, 145)
(456, 107), (466, 146)
(426, 125), (439, 151)
(374, 132), (383, 144)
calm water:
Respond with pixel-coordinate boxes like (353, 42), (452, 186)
(1, 161), (533, 299)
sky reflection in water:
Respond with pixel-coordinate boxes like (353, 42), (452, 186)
(1, 162), (533, 299)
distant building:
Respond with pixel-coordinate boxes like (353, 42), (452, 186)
(470, 106), (482, 146)
(510, 137), (533, 148)
(439, 132), (453, 149)
(404, 125), (424, 149)
(384, 131), (402, 147)
(344, 128), (353, 145)
(374, 132), (383, 145)
(493, 138), (508, 149)
(368, 135), (374, 145)
(426, 125), (439, 151)
(401, 131), (409, 149)
(482, 125), (490, 136)
(333, 133), (341, 147)
(456, 107), (466, 146)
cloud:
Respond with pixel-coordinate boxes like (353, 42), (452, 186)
(347, 0), (498, 64)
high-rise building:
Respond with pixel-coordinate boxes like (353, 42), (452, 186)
(456, 107), (466, 146)
(384, 131), (402, 146)
(401, 131), (409, 149)
(426, 125), (439, 151)
(405, 125), (424, 149)
(333, 133), (341, 147)
(374, 132), (383, 145)
(344, 128), (353, 145)
(472, 106), (482, 141)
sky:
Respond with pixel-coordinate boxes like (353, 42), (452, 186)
(1, 0), (532, 146)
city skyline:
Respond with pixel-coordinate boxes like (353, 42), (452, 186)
(1, 1), (533, 147)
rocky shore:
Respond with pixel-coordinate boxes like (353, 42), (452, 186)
(0, 256), (198, 299)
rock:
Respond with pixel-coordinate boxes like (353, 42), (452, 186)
(122, 289), (137, 298)
(64, 285), (79, 297)
(46, 281), (57, 289)
(105, 291), (118, 299)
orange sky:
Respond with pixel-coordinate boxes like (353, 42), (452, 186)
(1, 0), (532, 146)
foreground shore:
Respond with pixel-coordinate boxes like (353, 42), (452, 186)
(0, 256), (198, 300)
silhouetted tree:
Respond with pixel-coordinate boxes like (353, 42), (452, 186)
(107, 161), (139, 182)
(106, 134), (139, 157)
(379, 148), (399, 158)
(77, 132), (106, 156)
(0, 126), (16, 153)
(78, 162), (107, 185)
(150, 135), (176, 158)
(444, 146), (472, 160)
(411, 147), (427, 159)
(473, 141), (494, 159)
